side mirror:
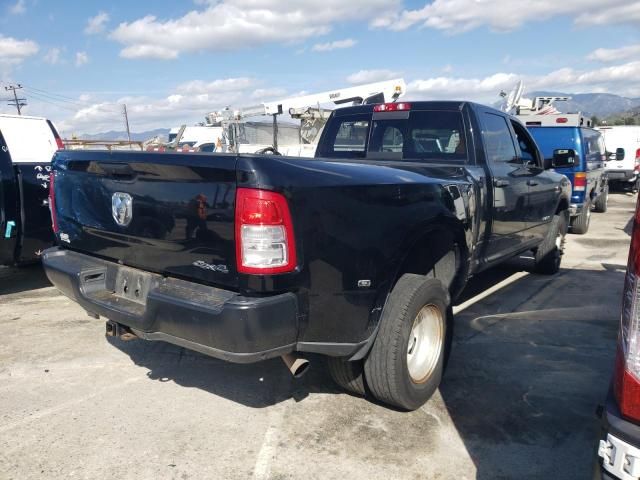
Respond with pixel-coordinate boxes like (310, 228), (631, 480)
(616, 147), (625, 161)
(552, 149), (577, 168)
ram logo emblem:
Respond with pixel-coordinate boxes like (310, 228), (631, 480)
(112, 192), (133, 227)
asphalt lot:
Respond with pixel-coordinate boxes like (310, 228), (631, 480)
(0, 192), (635, 480)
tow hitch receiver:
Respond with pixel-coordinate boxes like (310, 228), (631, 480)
(105, 321), (138, 341)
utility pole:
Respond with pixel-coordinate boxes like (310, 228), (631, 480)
(122, 104), (132, 148)
(5, 84), (26, 115)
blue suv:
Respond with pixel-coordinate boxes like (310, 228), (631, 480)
(526, 122), (608, 234)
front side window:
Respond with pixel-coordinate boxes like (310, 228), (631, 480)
(481, 112), (518, 164)
(511, 120), (538, 165)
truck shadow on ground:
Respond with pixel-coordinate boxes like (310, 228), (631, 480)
(439, 262), (624, 479)
(0, 263), (51, 295)
(105, 261), (622, 479)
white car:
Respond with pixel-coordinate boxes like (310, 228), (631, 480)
(597, 125), (640, 191)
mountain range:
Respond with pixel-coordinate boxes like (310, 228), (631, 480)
(72, 128), (170, 142)
(523, 91), (640, 118)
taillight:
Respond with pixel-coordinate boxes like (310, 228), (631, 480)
(556, 117), (568, 124)
(373, 102), (411, 112)
(49, 172), (58, 233)
(235, 188), (297, 274)
(55, 137), (65, 150)
(573, 172), (587, 192)
(614, 194), (640, 422)
(635, 149), (640, 173)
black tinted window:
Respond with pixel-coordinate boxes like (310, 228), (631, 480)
(582, 129), (605, 159)
(511, 120), (538, 164)
(482, 113), (518, 164)
(316, 114), (370, 158)
(368, 110), (467, 160)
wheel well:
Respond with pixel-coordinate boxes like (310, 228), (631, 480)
(393, 225), (468, 295)
(556, 197), (569, 215)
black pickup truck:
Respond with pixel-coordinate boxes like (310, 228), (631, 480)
(43, 101), (571, 410)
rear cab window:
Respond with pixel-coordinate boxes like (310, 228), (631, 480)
(317, 109), (468, 163)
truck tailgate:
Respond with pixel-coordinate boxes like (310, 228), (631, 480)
(53, 151), (238, 289)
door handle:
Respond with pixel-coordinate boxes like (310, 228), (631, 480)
(494, 179), (510, 188)
(527, 180), (539, 186)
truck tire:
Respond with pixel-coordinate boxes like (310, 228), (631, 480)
(364, 274), (451, 411)
(533, 212), (568, 275)
(594, 186), (608, 213)
(570, 200), (591, 235)
(327, 357), (366, 396)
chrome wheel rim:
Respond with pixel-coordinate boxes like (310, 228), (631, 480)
(406, 304), (444, 384)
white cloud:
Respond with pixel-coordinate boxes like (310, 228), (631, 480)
(311, 38), (357, 52)
(575, 2), (640, 26)
(587, 44), (640, 63)
(251, 87), (288, 100)
(9, 0), (26, 15)
(0, 35), (38, 66)
(75, 51), (89, 67)
(409, 72), (519, 99)
(347, 69), (402, 84)
(120, 45), (178, 60)
(43, 47), (62, 65)
(408, 60), (640, 101)
(110, 0), (399, 59)
(85, 12), (110, 35)
(373, 0), (637, 33)
(442, 64), (453, 74)
(176, 77), (255, 94)
(56, 77), (271, 135)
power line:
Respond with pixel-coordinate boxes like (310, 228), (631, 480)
(22, 90), (87, 113)
(24, 89), (123, 116)
(5, 84), (26, 115)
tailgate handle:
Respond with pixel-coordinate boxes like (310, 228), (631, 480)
(98, 162), (136, 178)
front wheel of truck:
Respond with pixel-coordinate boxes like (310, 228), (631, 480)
(533, 211), (568, 275)
(594, 186), (608, 213)
(364, 274), (452, 411)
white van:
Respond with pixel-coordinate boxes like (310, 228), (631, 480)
(597, 125), (640, 191)
(0, 114), (63, 265)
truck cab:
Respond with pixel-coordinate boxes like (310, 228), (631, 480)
(522, 114), (608, 234)
(0, 114), (62, 265)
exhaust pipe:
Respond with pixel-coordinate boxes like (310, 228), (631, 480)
(281, 353), (310, 378)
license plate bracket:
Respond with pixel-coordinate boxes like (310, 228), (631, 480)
(114, 267), (152, 305)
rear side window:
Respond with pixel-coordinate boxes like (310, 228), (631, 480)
(481, 112), (518, 164)
(582, 129), (605, 161)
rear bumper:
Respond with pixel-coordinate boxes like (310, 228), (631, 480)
(570, 203), (584, 217)
(594, 387), (640, 479)
(42, 247), (299, 363)
(607, 170), (637, 182)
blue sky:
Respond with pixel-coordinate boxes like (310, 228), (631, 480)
(0, 0), (639, 135)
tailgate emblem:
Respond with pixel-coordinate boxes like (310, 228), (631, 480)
(112, 192), (133, 226)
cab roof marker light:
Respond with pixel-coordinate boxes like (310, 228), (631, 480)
(373, 102), (412, 113)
